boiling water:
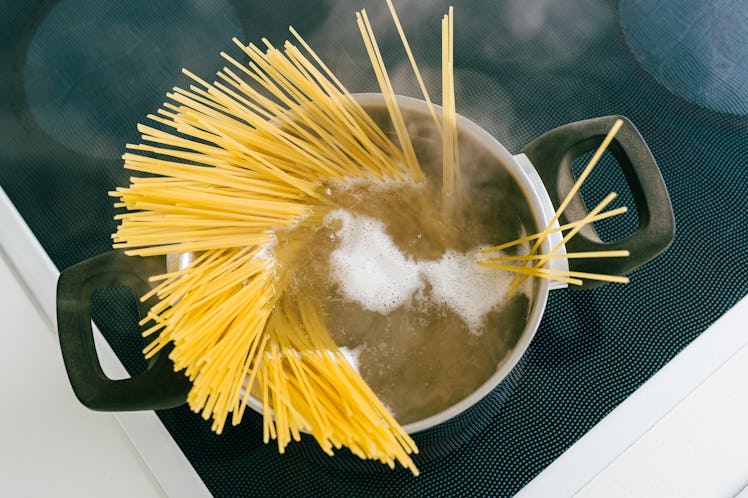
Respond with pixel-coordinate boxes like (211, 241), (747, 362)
(270, 102), (540, 425)
(278, 175), (536, 425)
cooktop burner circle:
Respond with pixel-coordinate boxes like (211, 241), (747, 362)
(22, 0), (244, 160)
(619, 0), (748, 116)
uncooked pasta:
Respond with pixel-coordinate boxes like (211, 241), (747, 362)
(111, 2), (630, 477)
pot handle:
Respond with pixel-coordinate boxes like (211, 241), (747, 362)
(521, 115), (675, 289)
(57, 250), (191, 411)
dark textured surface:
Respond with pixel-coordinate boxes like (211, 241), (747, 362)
(619, 0), (748, 116)
(2, 0), (747, 496)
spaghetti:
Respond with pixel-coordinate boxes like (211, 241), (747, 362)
(356, 9), (423, 182)
(499, 119), (627, 292)
(441, 7), (461, 198)
(111, 22), (426, 474)
(111, 1), (631, 477)
(476, 116), (632, 291)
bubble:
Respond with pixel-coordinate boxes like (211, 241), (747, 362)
(338, 346), (360, 371)
(325, 209), (516, 333)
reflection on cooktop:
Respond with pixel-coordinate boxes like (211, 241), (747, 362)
(2, 0), (746, 496)
(23, 0), (243, 160)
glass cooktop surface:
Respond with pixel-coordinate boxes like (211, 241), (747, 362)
(1, 0), (746, 495)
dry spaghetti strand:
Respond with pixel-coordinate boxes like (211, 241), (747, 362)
(504, 192), (625, 295)
(487, 250), (630, 262)
(526, 119), (624, 259)
(386, 0), (441, 133)
(481, 206), (628, 253)
(110, 18), (430, 474)
(356, 9), (424, 182)
(503, 119), (626, 291)
(260, 295), (419, 475)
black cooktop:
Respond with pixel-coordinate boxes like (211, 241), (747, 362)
(2, 0), (746, 495)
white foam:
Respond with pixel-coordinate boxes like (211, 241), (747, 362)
(326, 210), (423, 314)
(420, 249), (511, 333)
(338, 346), (360, 372)
(254, 232), (277, 262)
(325, 209), (514, 334)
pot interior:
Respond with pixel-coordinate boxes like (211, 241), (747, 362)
(172, 94), (550, 433)
(340, 94), (547, 432)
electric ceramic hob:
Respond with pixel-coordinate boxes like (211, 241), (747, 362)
(1, 0), (747, 496)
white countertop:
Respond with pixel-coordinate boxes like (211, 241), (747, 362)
(1, 185), (746, 497)
(0, 245), (164, 497)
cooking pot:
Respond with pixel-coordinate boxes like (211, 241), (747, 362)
(56, 94), (674, 466)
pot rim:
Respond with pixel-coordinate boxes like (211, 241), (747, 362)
(174, 93), (557, 435)
(353, 93), (553, 433)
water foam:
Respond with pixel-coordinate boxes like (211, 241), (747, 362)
(420, 249), (512, 332)
(326, 210), (423, 314)
(325, 209), (513, 334)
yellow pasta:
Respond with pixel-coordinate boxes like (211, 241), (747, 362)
(385, 0), (441, 133)
(110, 13), (442, 475)
(504, 191), (621, 295)
(480, 207), (629, 253)
(505, 119), (625, 291)
(111, 2), (630, 478)
(479, 119), (632, 292)
(356, 9), (424, 182)
(261, 295), (419, 474)
(441, 7), (461, 199)
(487, 250), (630, 262)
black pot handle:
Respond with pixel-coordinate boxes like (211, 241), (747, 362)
(522, 115), (675, 289)
(57, 250), (191, 411)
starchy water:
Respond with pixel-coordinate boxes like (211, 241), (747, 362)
(277, 174), (535, 424)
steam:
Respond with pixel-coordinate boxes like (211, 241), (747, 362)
(300, 0), (614, 148)
(22, 0), (244, 160)
(19, 0), (615, 163)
